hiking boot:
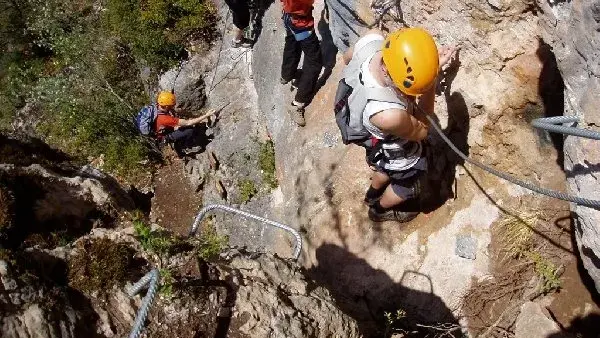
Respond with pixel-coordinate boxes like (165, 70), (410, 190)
(232, 37), (253, 48)
(368, 207), (418, 223)
(289, 102), (306, 127)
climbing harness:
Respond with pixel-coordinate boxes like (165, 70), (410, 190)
(189, 204), (302, 260)
(127, 269), (160, 338)
(422, 109), (600, 209)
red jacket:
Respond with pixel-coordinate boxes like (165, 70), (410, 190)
(281, 0), (315, 30)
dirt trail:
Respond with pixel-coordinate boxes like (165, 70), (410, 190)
(151, 152), (203, 236)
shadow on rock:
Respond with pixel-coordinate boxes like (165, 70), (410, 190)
(0, 133), (71, 168)
(315, 5), (338, 93)
(308, 244), (459, 337)
(248, 0), (275, 43)
(546, 313), (600, 338)
(536, 38), (566, 171)
(421, 52), (470, 213)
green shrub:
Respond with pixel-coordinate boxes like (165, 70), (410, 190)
(196, 218), (228, 260)
(105, 0), (217, 71)
(159, 268), (175, 298)
(133, 220), (176, 258)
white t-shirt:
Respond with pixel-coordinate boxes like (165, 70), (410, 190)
(352, 34), (409, 140)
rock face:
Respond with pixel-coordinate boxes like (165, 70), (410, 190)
(514, 302), (562, 338)
(252, 0), (574, 334)
(0, 252), (99, 338)
(0, 135), (135, 248)
(0, 135), (359, 338)
(219, 253), (361, 338)
(540, 0), (600, 293)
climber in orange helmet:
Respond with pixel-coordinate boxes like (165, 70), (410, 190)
(135, 91), (212, 157)
(341, 27), (458, 222)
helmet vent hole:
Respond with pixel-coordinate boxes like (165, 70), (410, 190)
(407, 75), (415, 81)
(385, 41), (391, 49)
(403, 80), (412, 88)
(403, 57), (409, 65)
(407, 67), (413, 73)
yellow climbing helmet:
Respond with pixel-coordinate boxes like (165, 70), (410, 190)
(157, 91), (176, 107)
(382, 28), (439, 96)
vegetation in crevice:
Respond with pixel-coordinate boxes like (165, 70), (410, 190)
(0, 180), (14, 232)
(68, 237), (140, 294)
(196, 217), (228, 261)
(259, 139), (278, 189)
(499, 214), (562, 294)
(238, 179), (258, 204)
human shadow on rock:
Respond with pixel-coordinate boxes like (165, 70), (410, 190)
(420, 52), (470, 213)
(247, 0), (275, 43)
(308, 244), (460, 337)
(315, 5), (338, 93)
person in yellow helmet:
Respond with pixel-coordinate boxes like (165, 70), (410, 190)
(137, 91), (211, 157)
(341, 28), (458, 222)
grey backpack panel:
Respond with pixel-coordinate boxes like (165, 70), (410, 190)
(334, 38), (407, 145)
(342, 39), (406, 132)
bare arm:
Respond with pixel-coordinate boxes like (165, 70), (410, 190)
(178, 116), (204, 127)
(369, 108), (429, 142)
(177, 109), (218, 127)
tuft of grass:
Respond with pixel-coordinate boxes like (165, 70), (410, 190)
(499, 214), (562, 295)
(68, 238), (134, 294)
(499, 214), (536, 260)
(197, 217), (228, 261)
(525, 251), (562, 294)
(159, 268), (174, 298)
(133, 220), (176, 258)
(259, 140), (278, 189)
(238, 179), (257, 204)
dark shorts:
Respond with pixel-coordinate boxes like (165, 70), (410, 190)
(367, 148), (427, 200)
(223, 0), (250, 30)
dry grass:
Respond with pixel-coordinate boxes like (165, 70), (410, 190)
(498, 214), (537, 261)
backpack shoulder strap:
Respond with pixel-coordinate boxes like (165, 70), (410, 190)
(354, 39), (384, 65)
(364, 87), (406, 107)
(344, 39), (384, 82)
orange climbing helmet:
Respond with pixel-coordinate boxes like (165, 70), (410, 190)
(157, 91), (176, 107)
(382, 28), (439, 96)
